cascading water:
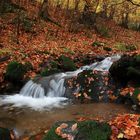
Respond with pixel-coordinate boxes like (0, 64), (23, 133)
(0, 55), (121, 110)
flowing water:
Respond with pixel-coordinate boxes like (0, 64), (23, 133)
(0, 55), (134, 138)
(0, 55), (121, 110)
(0, 103), (133, 138)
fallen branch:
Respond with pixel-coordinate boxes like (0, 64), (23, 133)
(0, 55), (10, 63)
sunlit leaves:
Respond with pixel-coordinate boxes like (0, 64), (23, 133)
(109, 114), (140, 140)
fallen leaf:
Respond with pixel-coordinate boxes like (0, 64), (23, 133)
(71, 123), (77, 131)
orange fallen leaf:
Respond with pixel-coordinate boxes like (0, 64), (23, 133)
(71, 123), (77, 131)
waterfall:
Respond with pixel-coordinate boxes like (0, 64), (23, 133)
(0, 55), (121, 110)
(19, 55), (121, 98)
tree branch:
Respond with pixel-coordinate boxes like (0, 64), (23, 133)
(127, 0), (140, 6)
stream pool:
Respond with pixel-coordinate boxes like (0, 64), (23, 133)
(0, 102), (134, 138)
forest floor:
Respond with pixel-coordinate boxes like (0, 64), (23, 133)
(0, 10), (140, 84)
(0, 2), (140, 140)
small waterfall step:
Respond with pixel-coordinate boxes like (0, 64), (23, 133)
(19, 55), (121, 98)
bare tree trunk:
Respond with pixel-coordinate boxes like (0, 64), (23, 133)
(74, 0), (80, 11)
(121, 13), (129, 28)
(39, 0), (50, 20)
(109, 6), (115, 19)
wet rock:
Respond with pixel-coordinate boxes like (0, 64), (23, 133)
(9, 107), (15, 111)
(72, 70), (113, 102)
(0, 127), (12, 140)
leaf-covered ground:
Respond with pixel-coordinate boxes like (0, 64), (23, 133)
(0, 1), (140, 140)
(0, 2), (140, 88)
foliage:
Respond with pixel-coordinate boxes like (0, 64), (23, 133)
(40, 68), (61, 76)
(24, 62), (33, 71)
(5, 61), (27, 82)
(103, 47), (112, 51)
(91, 41), (104, 47)
(96, 25), (110, 37)
(59, 55), (76, 71)
(115, 43), (137, 51)
(40, 60), (61, 76)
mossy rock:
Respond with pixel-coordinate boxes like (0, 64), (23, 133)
(75, 121), (111, 140)
(42, 121), (111, 140)
(42, 121), (75, 140)
(5, 61), (27, 82)
(40, 60), (61, 76)
(0, 127), (12, 140)
(103, 47), (112, 51)
(76, 70), (108, 102)
(24, 62), (33, 71)
(118, 88), (140, 108)
(131, 88), (140, 106)
(40, 68), (61, 77)
(134, 55), (140, 66)
(59, 55), (76, 71)
(109, 55), (140, 85)
(91, 41), (104, 47)
(127, 67), (140, 79)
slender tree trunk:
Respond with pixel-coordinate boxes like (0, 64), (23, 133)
(39, 0), (50, 20)
(74, 0), (80, 11)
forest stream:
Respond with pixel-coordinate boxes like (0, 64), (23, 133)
(0, 102), (134, 138)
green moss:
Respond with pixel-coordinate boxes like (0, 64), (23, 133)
(42, 121), (111, 140)
(103, 47), (112, 51)
(133, 89), (140, 98)
(42, 123), (67, 140)
(91, 41), (104, 47)
(5, 61), (27, 82)
(114, 43), (127, 51)
(135, 55), (140, 65)
(75, 121), (111, 140)
(115, 43), (137, 51)
(59, 55), (76, 71)
(41, 68), (61, 77)
(24, 62), (33, 71)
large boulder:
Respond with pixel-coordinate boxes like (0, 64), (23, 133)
(69, 70), (113, 102)
(109, 55), (140, 86)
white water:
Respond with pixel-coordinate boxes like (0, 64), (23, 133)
(0, 55), (121, 110)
